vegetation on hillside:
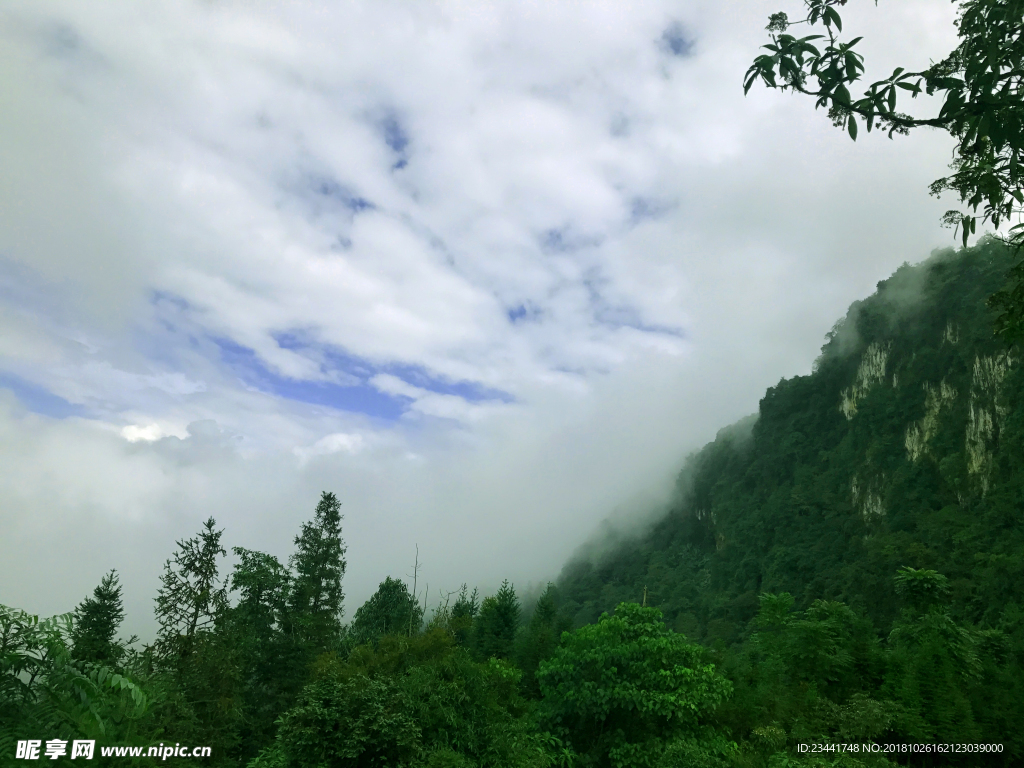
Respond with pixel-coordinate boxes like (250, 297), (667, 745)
(3, 241), (1022, 765)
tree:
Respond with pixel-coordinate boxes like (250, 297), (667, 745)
(885, 568), (987, 745)
(1, 605), (151, 756)
(288, 492), (347, 654)
(516, 583), (571, 699)
(254, 675), (422, 768)
(152, 517), (240, 755)
(228, 548), (300, 756)
(744, 0), (1024, 341)
(154, 516), (228, 661)
(351, 577), (424, 646)
(71, 570), (128, 665)
(472, 580), (520, 661)
(449, 584), (479, 648)
(537, 603), (733, 768)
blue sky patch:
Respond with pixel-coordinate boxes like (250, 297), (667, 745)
(660, 23), (694, 57)
(213, 336), (407, 419)
(379, 113), (410, 170)
(311, 176), (374, 213)
(508, 304), (528, 323)
(213, 333), (513, 418)
(386, 362), (513, 403)
(0, 373), (88, 419)
(507, 302), (542, 325)
(540, 226), (603, 254)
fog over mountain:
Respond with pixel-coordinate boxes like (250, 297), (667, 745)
(0, 0), (961, 638)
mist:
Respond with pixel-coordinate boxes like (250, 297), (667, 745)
(0, 0), (962, 639)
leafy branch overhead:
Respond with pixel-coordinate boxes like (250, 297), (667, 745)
(745, 0), (1024, 251)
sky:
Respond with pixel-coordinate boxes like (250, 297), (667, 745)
(0, 0), (962, 638)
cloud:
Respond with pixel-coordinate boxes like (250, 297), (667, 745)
(293, 432), (365, 464)
(0, 0), (962, 636)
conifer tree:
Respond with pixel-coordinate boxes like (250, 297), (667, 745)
(152, 517), (240, 756)
(516, 583), (570, 698)
(71, 570), (127, 665)
(472, 580), (520, 661)
(229, 547), (298, 757)
(449, 584), (479, 647)
(154, 516), (228, 660)
(288, 492), (347, 653)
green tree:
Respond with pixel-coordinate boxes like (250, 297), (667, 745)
(472, 580), (520, 661)
(515, 583), (571, 699)
(288, 491), (347, 654)
(884, 567), (985, 745)
(283, 628), (558, 768)
(744, 0), (1024, 342)
(252, 675), (422, 768)
(154, 516), (229, 662)
(152, 517), (240, 758)
(449, 584), (479, 648)
(71, 570), (129, 665)
(229, 547), (301, 758)
(0, 605), (151, 758)
(351, 576), (424, 646)
(538, 603), (733, 768)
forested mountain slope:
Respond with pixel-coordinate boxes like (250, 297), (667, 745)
(559, 237), (1024, 647)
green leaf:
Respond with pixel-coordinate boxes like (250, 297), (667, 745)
(848, 115), (858, 141)
(824, 6), (843, 32)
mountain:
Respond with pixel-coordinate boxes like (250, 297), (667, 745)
(558, 236), (1024, 647)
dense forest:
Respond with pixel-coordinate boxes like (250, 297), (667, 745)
(3, 239), (1022, 766)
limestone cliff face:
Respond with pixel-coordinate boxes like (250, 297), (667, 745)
(837, 273), (1016, 502)
(840, 342), (891, 421)
(559, 238), (1024, 641)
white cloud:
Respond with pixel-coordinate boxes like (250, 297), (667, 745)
(293, 431), (365, 464)
(0, 0), (963, 635)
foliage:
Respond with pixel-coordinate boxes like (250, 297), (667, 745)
(745, 0), (1024, 341)
(449, 584), (480, 648)
(516, 584), (573, 699)
(538, 603), (732, 768)
(228, 547), (302, 760)
(153, 516), (229, 663)
(6, 244), (1024, 765)
(351, 576), (424, 646)
(288, 491), (347, 654)
(558, 240), (1024, 763)
(473, 580), (521, 662)
(0, 605), (152, 761)
(256, 629), (559, 768)
(71, 570), (129, 666)
(254, 675), (422, 768)
(745, 0), (1024, 244)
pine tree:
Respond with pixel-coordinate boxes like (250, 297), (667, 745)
(229, 547), (300, 758)
(71, 570), (127, 664)
(154, 516), (228, 661)
(472, 580), (520, 661)
(288, 492), (347, 654)
(516, 583), (570, 698)
(152, 517), (240, 756)
(450, 584), (479, 647)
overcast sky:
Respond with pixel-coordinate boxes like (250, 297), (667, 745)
(0, 0), (961, 638)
